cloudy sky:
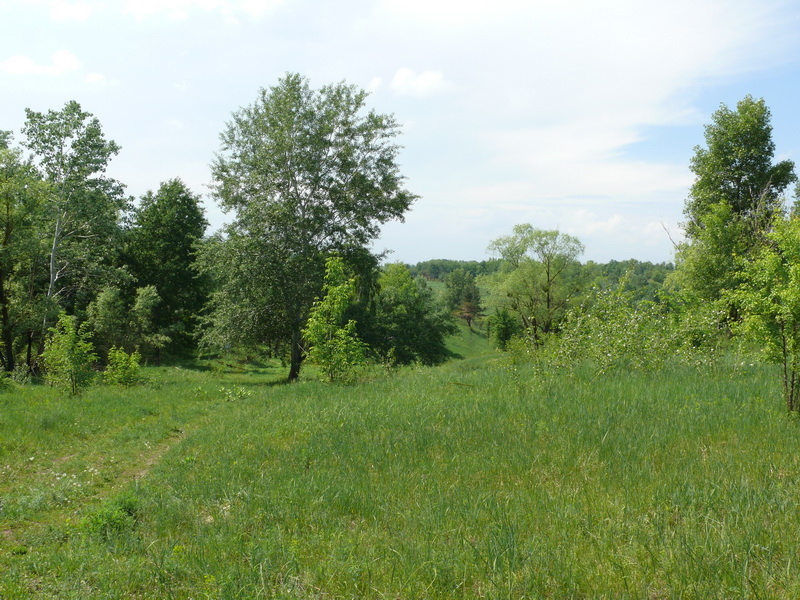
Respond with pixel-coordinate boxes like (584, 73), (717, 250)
(3, 0), (800, 264)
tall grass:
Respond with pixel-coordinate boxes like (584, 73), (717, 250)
(2, 358), (800, 598)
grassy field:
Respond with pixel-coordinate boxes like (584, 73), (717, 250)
(2, 350), (800, 598)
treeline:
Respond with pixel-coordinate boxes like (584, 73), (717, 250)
(1, 75), (461, 387)
(407, 259), (503, 280)
(410, 257), (673, 301)
(9, 82), (800, 414)
(0, 102), (208, 379)
(477, 95), (800, 414)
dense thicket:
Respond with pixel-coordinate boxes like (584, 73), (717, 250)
(125, 178), (208, 351)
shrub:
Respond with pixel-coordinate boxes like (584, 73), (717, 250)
(41, 314), (98, 395)
(515, 272), (724, 378)
(488, 308), (520, 350)
(303, 257), (368, 383)
(104, 346), (144, 387)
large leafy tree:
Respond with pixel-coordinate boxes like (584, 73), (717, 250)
(0, 139), (50, 372)
(204, 73), (416, 380)
(21, 101), (127, 328)
(126, 178), (208, 348)
(486, 225), (585, 341)
(676, 96), (796, 303)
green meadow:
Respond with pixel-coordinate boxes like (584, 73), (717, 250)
(3, 333), (800, 599)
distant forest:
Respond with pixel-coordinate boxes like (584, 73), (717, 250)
(408, 258), (674, 301)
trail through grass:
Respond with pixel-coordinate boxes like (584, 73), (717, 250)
(2, 357), (800, 598)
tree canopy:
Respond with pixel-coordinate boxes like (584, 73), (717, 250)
(684, 95), (795, 237)
(486, 225), (585, 340)
(676, 95), (797, 305)
(203, 73), (417, 379)
(126, 178), (208, 349)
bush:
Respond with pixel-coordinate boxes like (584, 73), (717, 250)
(511, 272), (726, 378)
(41, 314), (98, 395)
(488, 308), (520, 350)
(104, 346), (144, 387)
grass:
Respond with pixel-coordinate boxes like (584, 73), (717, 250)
(446, 320), (493, 360)
(2, 355), (800, 598)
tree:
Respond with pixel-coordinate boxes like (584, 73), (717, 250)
(359, 263), (456, 366)
(677, 95), (796, 303)
(487, 225), (585, 341)
(444, 268), (483, 327)
(126, 178), (208, 349)
(86, 285), (170, 363)
(204, 73), (416, 380)
(302, 257), (367, 383)
(730, 215), (800, 412)
(0, 141), (49, 372)
(21, 101), (127, 332)
(487, 308), (520, 350)
(41, 313), (97, 395)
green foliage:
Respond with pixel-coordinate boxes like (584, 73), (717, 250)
(554, 282), (676, 374)
(126, 178), (208, 350)
(21, 100), (127, 322)
(673, 201), (750, 307)
(514, 274), (724, 377)
(730, 215), (800, 411)
(679, 95), (796, 304)
(131, 285), (171, 360)
(487, 308), (520, 350)
(582, 259), (674, 303)
(81, 492), (140, 540)
(0, 142), (50, 373)
(444, 268), (483, 327)
(407, 258), (503, 280)
(87, 285), (170, 362)
(302, 257), (367, 383)
(103, 346), (143, 387)
(486, 225), (585, 340)
(360, 263), (457, 366)
(205, 73), (416, 380)
(41, 313), (97, 394)
(685, 95), (795, 236)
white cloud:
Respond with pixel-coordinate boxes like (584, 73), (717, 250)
(123, 0), (284, 21)
(390, 68), (451, 98)
(49, 0), (91, 20)
(84, 72), (120, 86)
(366, 77), (382, 93)
(570, 211), (627, 236)
(379, 0), (527, 26)
(239, 0), (284, 18)
(0, 50), (81, 75)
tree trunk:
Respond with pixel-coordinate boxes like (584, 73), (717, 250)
(0, 274), (14, 373)
(26, 331), (34, 373)
(288, 327), (303, 381)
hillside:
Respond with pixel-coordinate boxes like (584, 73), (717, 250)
(2, 357), (799, 597)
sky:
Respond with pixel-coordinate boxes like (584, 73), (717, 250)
(3, 0), (800, 265)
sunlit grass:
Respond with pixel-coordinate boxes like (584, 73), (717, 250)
(2, 357), (800, 598)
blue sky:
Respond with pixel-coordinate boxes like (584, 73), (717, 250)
(3, 0), (800, 264)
